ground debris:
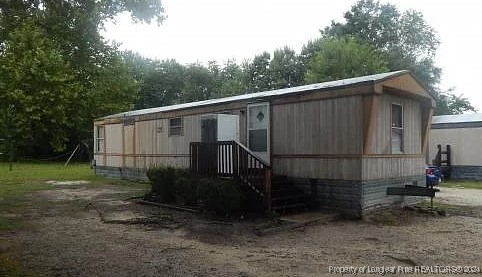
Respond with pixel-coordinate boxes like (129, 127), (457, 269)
(384, 255), (419, 266)
(84, 202), (187, 229)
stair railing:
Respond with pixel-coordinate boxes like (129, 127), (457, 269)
(190, 140), (272, 210)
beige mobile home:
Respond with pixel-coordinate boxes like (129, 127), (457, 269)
(94, 70), (434, 216)
(429, 114), (482, 180)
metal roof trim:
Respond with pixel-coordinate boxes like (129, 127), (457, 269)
(432, 114), (482, 125)
(97, 70), (409, 121)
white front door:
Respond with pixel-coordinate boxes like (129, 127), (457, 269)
(247, 102), (270, 163)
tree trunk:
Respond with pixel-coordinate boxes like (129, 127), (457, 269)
(8, 139), (14, 171)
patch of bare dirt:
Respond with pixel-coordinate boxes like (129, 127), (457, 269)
(1, 182), (482, 276)
(437, 187), (482, 206)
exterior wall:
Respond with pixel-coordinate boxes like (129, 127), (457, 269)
(94, 165), (148, 181)
(451, 166), (482, 180)
(105, 124), (123, 167)
(429, 126), (482, 180)
(134, 115), (202, 169)
(93, 76), (430, 215)
(362, 157), (425, 180)
(94, 108), (246, 171)
(292, 175), (424, 218)
(429, 127), (482, 166)
(271, 96), (364, 180)
(362, 93), (425, 185)
(368, 93), (422, 155)
(361, 175), (424, 212)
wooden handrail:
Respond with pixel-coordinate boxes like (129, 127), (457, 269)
(232, 140), (270, 167)
(190, 140), (272, 210)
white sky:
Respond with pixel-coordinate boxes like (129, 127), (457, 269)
(104, 0), (482, 111)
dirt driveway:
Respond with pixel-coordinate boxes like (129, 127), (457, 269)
(1, 181), (482, 276)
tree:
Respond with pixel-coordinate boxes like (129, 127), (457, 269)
(182, 63), (217, 102)
(322, 0), (440, 89)
(321, 0), (476, 114)
(243, 52), (272, 92)
(269, 47), (305, 89)
(435, 88), (477, 115)
(305, 38), (388, 83)
(219, 60), (246, 97)
(0, 0), (165, 159)
(0, 21), (80, 169)
(136, 60), (186, 108)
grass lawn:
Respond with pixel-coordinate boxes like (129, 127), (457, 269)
(440, 179), (482, 189)
(0, 162), (148, 276)
(0, 162), (148, 230)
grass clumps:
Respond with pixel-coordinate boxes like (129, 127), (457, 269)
(440, 180), (482, 190)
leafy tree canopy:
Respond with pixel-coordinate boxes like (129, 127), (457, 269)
(321, 0), (475, 114)
(0, 21), (80, 167)
(0, 0), (164, 161)
(305, 38), (388, 83)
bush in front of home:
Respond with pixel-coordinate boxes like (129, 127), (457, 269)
(174, 175), (199, 206)
(146, 166), (180, 203)
(198, 178), (241, 216)
(145, 166), (242, 215)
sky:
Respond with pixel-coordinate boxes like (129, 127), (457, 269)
(104, 0), (482, 111)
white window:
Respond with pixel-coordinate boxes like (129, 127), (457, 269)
(169, 117), (183, 136)
(96, 126), (105, 153)
(391, 104), (403, 154)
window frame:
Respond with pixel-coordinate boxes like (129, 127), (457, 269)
(391, 103), (404, 154)
(96, 125), (105, 153)
(169, 117), (184, 136)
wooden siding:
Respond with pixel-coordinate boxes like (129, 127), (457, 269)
(124, 124), (135, 167)
(272, 97), (364, 155)
(378, 74), (431, 101)
(94, 73), (431, 182)
(368, 94), (422, 155)
(131, 115), (202, 168)
(429, 127), (482, 166)
(105, 124), (123, 167)
(271, 96), (364, 179)
(100, 111), (244, 169)
(274, 158), (362, 180)
(362, 157), (425, 180)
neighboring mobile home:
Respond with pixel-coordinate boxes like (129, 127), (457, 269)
(94, 70), (434, 217)
(429, 114), (482, 180)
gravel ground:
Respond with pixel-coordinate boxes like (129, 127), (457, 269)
(437, 186), (482, 206)
(1, 182), (482, 276)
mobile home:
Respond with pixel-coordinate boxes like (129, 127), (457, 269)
(429, 114), (482, 180)
(94, 70), (434, 216)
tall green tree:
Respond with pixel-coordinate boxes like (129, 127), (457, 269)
(305, 38), (388, 83)
(0, 21), (80, 169)
(136, 59), (186, 108)
(182, 63), (217, 102)
(322, 0), (440, 90)
(243, 52), (272, 92)
(435, 88), (476, 115)
(219, 60), (245, 96)
(322, 0), (475, 114)
(269, 47), (305, 89)
(0, 0), (165, 159)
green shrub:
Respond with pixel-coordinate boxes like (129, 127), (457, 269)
(146, 166), (199, 205)
(174, 176), (198, 206)
(198, 178), (241, 215)
(146, 167), (244, 215)
(146, 166), (178, 203)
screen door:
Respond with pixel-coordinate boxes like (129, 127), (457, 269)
(247, 102), (270, 163)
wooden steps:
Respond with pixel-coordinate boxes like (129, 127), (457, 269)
(270, 176), (307, 214)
